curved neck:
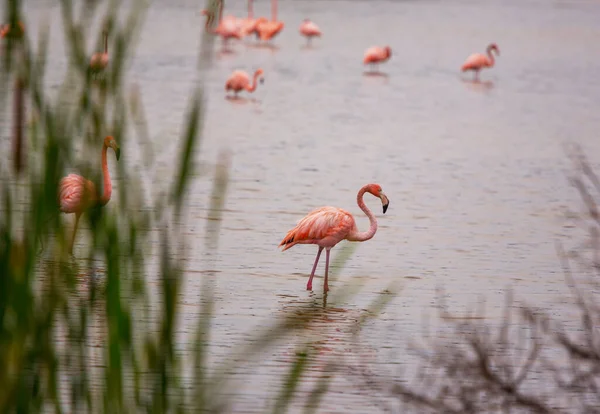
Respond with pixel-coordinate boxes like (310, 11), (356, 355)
(103, 33), (108, 54)
(99, 145), (112, 205)
(486, 47), (495, 65)
(248, 0), (253, 18)
(271, 0), (277, 21)
(246, 71), (260, 91)
(348, 186), (378, 242)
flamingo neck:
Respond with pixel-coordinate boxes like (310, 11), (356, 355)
(271, 0), (277, 21)
(247, 71), (260, 91)
(99, 145), (112, 205)
(248, 0), (253, 18)
(347, 185), (378, 242)
(486, 47), (495, 66)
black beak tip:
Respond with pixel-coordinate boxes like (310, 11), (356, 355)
(115, 148), (121, 160)
(260, 78), (265, 84)
(383, 204), (389, 214)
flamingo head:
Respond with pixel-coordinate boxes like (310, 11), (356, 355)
(384, 46), (392, 58)
(255, 68), (265, 84)
(487, 43), (499, 55)
(366, 184), (390, 214)
(104, 135), (120, 160)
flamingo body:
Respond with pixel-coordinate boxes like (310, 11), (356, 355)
(280, 183), (390, 292)
(256, 19), (284, 41)
(299, 19), (321, 44)
(58, 136), (120, 253)
(225, 69), (264, 96)
(461, 43), (499, 79)
(363, 46), (392, 65)
(89, 31), (109, 73)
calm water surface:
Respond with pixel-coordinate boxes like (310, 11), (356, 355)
(5, 0), (600, 411)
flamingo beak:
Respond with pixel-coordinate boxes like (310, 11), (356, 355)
(380, 192), (389, 214)
(111, 142), (120, 160)
(260, 77), (264, 84)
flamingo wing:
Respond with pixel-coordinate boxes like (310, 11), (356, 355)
(461, 53), (489, 71)
(279, 206), (355, 251)
(226, 70), (249, 91)
(300, 21), (320, 36)
(59, 174), (97, 214)
(363, 47), (384, 64)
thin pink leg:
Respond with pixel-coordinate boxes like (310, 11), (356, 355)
(323, 248), (331, 293)
(307, 246), (323, 291)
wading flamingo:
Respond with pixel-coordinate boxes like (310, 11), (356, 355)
(299, 19), (321, 46)
(89, 31), (109, 73)
(279, 183), (390, 293)
(256, 0), (284, 41)
(201, 3), (243, 48)
(461, 43), (500, 80)
(239, 0), (260, 38)
(363, 46), (392, 71)
(0, 21), (25, 39)
(225, 69), (264, 97)
(59, 136), (120, 253)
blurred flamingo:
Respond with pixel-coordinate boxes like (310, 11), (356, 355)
(239, 0), (260, 38)
(59, 136), (120, 253)
(299, 19), (321, 46)
(225, 69), (264, 97)
(256, 0), (284, 42)
(363, 46), (392, 71)
(201, 2), (243, 48)
(0, 21), (25, 39)
(279, 183), (390, 293)
(461, 43), (500, 80)
(89, 31), (109, 74)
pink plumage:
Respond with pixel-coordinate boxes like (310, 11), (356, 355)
(279, 183), (390, 293)
(225, 69), (264, 96)
(461, 43), (500, 79)
(299, 19), (321, 44)
(363, 46), (392, 65)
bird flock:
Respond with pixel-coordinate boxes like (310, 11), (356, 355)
(1, 0), (500, 294)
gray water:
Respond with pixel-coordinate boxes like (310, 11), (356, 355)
(4, 0), (600, 411)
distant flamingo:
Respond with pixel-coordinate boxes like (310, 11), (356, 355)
(461, 43), (500, 80)
(201, 2), (243, 47)
(225, 69), (264, 97)
(0, 21), (25, 39)
(279, 183), (390, 293)
(256, 0), (284, 41)
(363, 46), (392, 71)
(59, 136), (120, 253)
(89, 31), (109, 74)
(239, 0), (260, 38)
(299, 19), (321, 46)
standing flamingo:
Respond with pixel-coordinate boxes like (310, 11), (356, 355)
(363, 46), (392, 72)
(299, 19), (321, 46)
(279, 183), (390, 293)
(256, 0), (284, 42)
(225, 69), (264, 97)
(239, 0), (260, 38)
(89, 31), (109, 74)
(59, 136), (120, 253)
(461, 43), (500, 80)
(201, 2), (243, 48)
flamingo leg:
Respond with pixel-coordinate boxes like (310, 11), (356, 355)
(323, 248), (331, 293)
(70, 213), (81, 254)
(306, 246), (324, 291)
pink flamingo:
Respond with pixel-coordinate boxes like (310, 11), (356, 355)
(89, 31), (109, 73)
(299, 19), (321, 46)
(279, 183), (390, 293)
(256, 0), (284, 42)
(363, 46), (392, 71)
(201, 3), (243, 47)
(461, 43), (500, 80)
(239, 0), (260, 38)
(225, 69), (264, 97)
(59, 136), (120, 253)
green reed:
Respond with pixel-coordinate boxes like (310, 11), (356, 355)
(0, 0), (397, 412)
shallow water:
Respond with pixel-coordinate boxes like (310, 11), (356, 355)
(4, 0), (600, 411)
